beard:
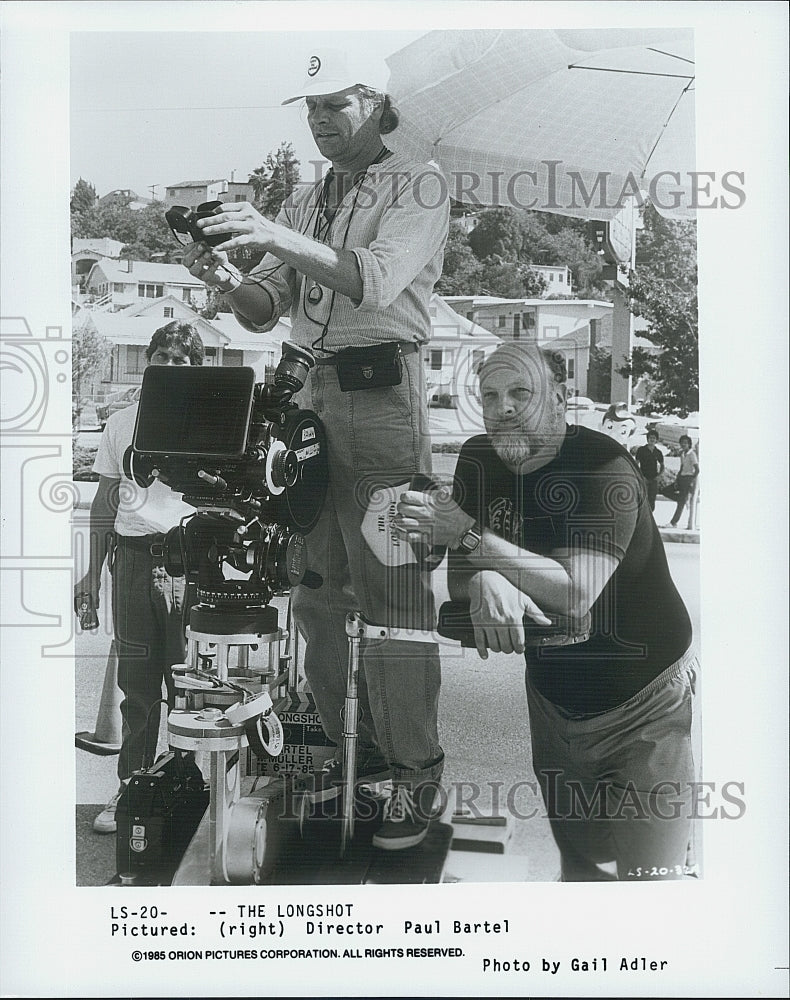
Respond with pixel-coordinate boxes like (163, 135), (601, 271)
(488, 415), (566, 473)
(490, 431), (534, 470)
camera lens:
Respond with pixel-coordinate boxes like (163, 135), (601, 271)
(275, 343), (316, 393)
(270, 448), (299, 489)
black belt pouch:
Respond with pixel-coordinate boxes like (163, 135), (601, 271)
(336, 343), (403, 391)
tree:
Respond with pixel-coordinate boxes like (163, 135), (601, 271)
(541, 228), (606, 297)
(70, 178), (97, 216)
(478, 258), (547, 298)
(72, 322), (111, 430)
(72, 200), (181, 262)
(468, 208), (525, 261)
(620, 203), (698, 415)
(586, 345), (612, 403)
(118, 203), (177, 261)
(249, 141), (301, 220)
(435, 222), (485, 295)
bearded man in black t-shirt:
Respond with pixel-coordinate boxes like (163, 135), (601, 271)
(394, 343), (699, 881)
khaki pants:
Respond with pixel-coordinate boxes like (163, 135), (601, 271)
(525, 648), (699, 880)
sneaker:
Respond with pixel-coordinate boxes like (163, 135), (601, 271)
(372, 781), (440, 851)
(92, 784), (125, 834)
(304, 751), (389, 804)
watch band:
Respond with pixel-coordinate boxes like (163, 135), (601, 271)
(216, 265), (243, 293)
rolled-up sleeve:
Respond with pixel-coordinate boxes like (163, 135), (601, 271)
(229, 199), (298, 333)
(351, 167), (449, 312)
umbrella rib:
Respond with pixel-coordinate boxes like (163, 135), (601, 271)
(646, 47), (695, 66)
(430, 82), (543, 145)
(568, 64), (695, 80)
(642, 77), (696, 177)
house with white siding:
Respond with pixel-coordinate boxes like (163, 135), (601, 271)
(79, 296), (289, 400)
(71, 237), (125, 296)
(423, 295), (500, 406)
(443, 295), (613, 345)
(164, 179), (254, 210)
(77, 292), (494, 408)
(83, 259), (208, 311)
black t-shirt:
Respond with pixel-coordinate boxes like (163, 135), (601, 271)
(635, 443), (664, 480)
(451, 425), (692, 715)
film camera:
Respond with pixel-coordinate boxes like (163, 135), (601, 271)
(119, 343), (328, 884)
(124, 342), (327, 613)
(165, 199), (229, 249)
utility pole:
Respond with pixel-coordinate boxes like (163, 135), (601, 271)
(588, 201), (638, 409)
(148, 184), (159, 201)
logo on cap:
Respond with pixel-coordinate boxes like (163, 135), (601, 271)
(308, 55), (321, 77)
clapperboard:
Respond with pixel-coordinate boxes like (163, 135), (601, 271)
(246, 693), (335, 777)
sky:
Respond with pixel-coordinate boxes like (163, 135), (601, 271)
(70, 29), (426, 199)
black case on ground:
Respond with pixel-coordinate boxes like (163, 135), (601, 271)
(116, 751), (209, 874)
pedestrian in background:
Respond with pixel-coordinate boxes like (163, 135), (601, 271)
(667, 434), (699, 529)
(636, 428), (665, 512)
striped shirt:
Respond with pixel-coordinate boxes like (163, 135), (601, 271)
(230, 150), (450, 351)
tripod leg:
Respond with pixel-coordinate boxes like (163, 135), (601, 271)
(340, 635), (361, 858)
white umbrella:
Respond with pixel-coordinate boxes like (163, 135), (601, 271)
(385, 27), (695, 221)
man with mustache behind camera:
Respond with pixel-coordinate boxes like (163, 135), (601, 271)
(182, 51), (449, 851)
(394, 343), (699, 880)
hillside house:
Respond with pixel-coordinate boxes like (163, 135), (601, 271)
(164, 179), (254, 210)
(530, 264), (573, 296)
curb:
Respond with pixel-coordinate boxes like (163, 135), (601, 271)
(658, 528), (699, 545)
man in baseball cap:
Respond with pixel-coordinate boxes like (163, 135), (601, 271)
(183, 45), (450, 853)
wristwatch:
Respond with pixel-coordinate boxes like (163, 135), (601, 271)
(454, 521), (483, 554)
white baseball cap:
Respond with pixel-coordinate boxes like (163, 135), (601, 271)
(281, 48), (388, 105)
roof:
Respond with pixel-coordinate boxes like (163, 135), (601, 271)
(88, 260), (204, 286)
(122, 293), (197, 318)
(443, 295), (612, 310)
(72, 237), (125, 258)
(87, 299), (291, 354)
(431, 295), (499, 343)
(209, 314), (292, 352)
(442, 295), (514, 306)
(87, 312), (228, 348)
(553, 322), (656, 352)
(168, 179), (227, 188)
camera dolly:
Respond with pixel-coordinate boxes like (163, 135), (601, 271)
(164, 599), (299, 885)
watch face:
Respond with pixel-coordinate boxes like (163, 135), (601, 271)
(460, 528), (481, 552)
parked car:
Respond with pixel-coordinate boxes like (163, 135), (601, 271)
(565, 395), (596, 410)
(652, 414), (699, 450)
(95, 386), (141, 430)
